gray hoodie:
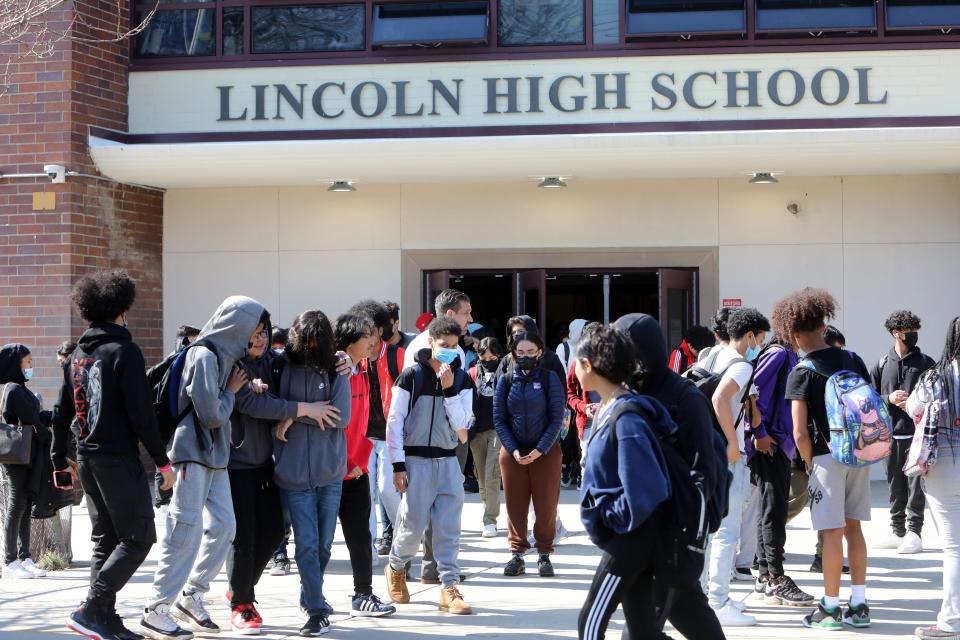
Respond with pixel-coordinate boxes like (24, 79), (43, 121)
(169, 295), (266, 469)
(229, 349), (299, 470)
(272, 360), (351, 491)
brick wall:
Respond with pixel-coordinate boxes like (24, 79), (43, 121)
(0, 0), (163, 406)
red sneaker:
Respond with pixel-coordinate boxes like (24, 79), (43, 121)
(231, 603), (261, 635)
(249, 602), (263, 624)
(225, 588), (233, 605)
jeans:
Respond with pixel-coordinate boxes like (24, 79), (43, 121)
(228, 465), (284, 606)
(889, 437), (926, 536)
(283, 482), (342, 615)
(149, 463), (235, 609)
(923, 452), (960, 631)
(469, 430), (502, 527)
(340, 475), (373, 596)
(703, 457), (749, 609)
(80, 455), (157, 609)
(389, 457), (464, 588)
(751, 450), (792, 576)
(368, 440), (394, 541)
(2, 464), (32, 564)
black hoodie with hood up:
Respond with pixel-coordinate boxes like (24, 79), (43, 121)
(613, 314), (728, 511)
(0, 344), (46, 436)
(52, 323), (169, 471)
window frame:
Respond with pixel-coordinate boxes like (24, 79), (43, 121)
(129, 0), (960, 69)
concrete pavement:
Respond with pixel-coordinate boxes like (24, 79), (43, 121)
(0, 481), (946, 639)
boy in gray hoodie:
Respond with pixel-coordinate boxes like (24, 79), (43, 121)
(272, 310), (352, 637)
(141, 295), (268, 640)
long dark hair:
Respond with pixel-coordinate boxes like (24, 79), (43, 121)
(286, 310), (337, 372)
(938, 316), (960, 373)
(575, 325), (645, 389)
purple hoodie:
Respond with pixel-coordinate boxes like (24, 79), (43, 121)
(747, 344), (798, 462)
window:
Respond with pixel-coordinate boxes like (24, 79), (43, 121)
(136, 8), (215, 57)
(223, 7), (244, 55)
(252, 5), (365, 52)
(887, 0), (960, 30)
(498, 0), (585, 45)
(371, 1), (489, 47)
(756, 0), (876, 32)
(592, 0), (621, 43)
(626, 0), (745, 36)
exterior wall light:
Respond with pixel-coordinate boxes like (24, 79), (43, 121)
(749, 172), (779, 184)
(538, 177), (568, 188)
(328, 180), (356, 192)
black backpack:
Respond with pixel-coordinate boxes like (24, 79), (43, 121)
(686, 356), (753, 441)
(606, 398), (709, 589)
(151, 340), (220, 446)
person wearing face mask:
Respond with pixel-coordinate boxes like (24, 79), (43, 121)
(871, 310), (936, 555)
(1, 343), (53, 582)
(468, 337), (505, 538)
(494, 331), (565, 578)
(702, 307), (770, 627)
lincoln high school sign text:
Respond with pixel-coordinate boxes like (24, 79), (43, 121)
(216, 67), (887, 122)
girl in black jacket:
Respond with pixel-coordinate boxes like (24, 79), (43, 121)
(1, 343), (49, 580)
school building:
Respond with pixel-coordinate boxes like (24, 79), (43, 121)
(4, 0), (960, 401)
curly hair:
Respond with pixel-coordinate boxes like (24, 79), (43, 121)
(727, 308), (771, 340)
(71, 271), (136, 323)
(771, 288), (837, 340)
(334, 312), (375, 352)
(349, 299), (391, 336)
(684, 325), (716, 351)
(285, 310), (337, 372)
(56, 341), (77, 358)
(428, 316), (462, 340)
(575, 324), (644, 389)
(884, 310), (922, 333)
(710, 308), (733, 343)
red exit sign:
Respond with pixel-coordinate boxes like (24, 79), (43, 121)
(722, 298), (742, 308)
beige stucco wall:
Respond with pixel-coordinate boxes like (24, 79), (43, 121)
(163, 174), (960, 363)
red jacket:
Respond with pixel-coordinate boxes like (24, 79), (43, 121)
(566, 363), (591, 439)
(345, 360), (374, 479)
(376, 341), (405, 417)
(668, 340), (696, 373)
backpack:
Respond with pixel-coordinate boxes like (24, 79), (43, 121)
(151, 340), (220, 447)
(559, 342), (571, 368)
(800, 352), (893, 467)
(606, 398), (709, 589)
(407, 363), (468, 412)
(686, 356), (752, 441)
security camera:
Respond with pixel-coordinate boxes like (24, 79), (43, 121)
(44, 164), (66, 183)
(787, 202), (800, 215)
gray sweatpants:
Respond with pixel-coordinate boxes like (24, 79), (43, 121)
(148, 463), (236, 609)
(389, 457), (464, 588)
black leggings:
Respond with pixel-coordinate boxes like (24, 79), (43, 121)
(228, 465), (285, 606)
(2, 463), (32, 564)
(339, 475), (373, 596)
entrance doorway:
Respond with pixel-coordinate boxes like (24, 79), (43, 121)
(423, 267), (697, 348)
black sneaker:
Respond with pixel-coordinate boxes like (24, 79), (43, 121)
(102, 610), (144, 640)
(561, 467), (572, 488)
(764, 575), (815, 607)
(802, 600), (843, 631)
(504, 554), (525, 577)
(809, 555), (850, 574)
(733, 567), (754, 582)
(754, 574), (770, 595)
(300, 614), (331, 636)
(270, 554), (290, 576)
(538, 554), (555, 577)
(376, 536), (392, 556)
(67, 601), (118, 640)
(842, 602), (871, 628)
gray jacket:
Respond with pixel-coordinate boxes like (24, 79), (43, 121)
(272, 359), (351, 491)
(229, 349), (299, 470)
(169, 295), (266, 469)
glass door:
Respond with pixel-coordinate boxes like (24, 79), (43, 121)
(659, 269), (696, 351)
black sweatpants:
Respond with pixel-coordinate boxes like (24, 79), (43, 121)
(560, 425), (581, 481)
(79, 454), (156, 610)
(2, 463), (32, 564)
(751, 450), (792, 577)
(339, 475), (373, 596)
(888, 437), (925, 536)
(228, 465), (284, 606)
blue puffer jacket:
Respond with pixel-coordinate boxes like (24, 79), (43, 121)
(493, 363), (564, 456)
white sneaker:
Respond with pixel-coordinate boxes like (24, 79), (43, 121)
(554, 521), (571, 545)
(140, 604), (194, 639)
(482, 524), (497, 538)
(3, 560), (34, 580)
(19, 558), (47, 577)
(874, 530), (904, 549)
(729, 599), (748, 612)
(712, 601), (757, 626)
(898, 531), (923, 554)
(172, 591), (219, 633)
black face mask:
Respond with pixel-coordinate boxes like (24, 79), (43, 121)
(516, 355), (538, 370)
(903, 331), (919, 348)
(480, 359), (499, 373)
(381, 324), (394, 343)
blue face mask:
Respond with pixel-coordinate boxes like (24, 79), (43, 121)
(434, 347), (457, 365)
(23, 368), (33, 381)
(746, 346), (761, 362)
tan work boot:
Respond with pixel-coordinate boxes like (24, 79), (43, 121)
(439, 584), (473, 615)
(384, 563), (410, 604)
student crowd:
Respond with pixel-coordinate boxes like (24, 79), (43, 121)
(2, 269), (960, 640)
